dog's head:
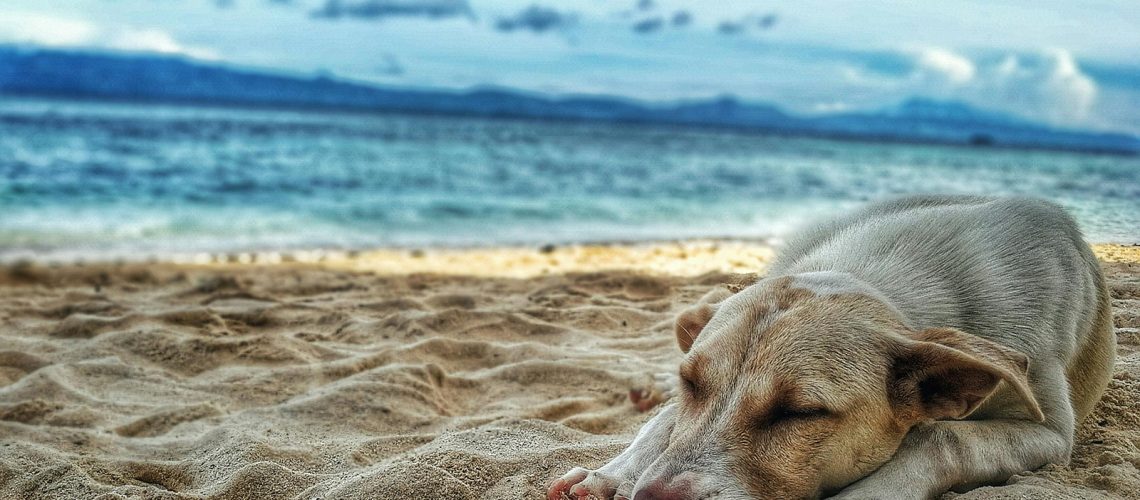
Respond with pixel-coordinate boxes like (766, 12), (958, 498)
(636, 275), (1043, 499)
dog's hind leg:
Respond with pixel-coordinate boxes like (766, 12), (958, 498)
(548, 404), (677, 500)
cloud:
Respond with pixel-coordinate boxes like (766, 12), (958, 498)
(833, 46), (1100, 126)
(0, 12), (100, 46)
(717, 13), (778, 35)
(717, 21), (744, 35)
(636, 0), (655, 11)
(901, 47), (1098, 124)
(108, 28), (218, 59)
(494, 5), (576, 34)
(631, 17), (664, 34)
(671, 11), (692, 27)
(813, 101), (851, 113)
(377, 53), (405, 75)
(311, 0), (472, 21)
(756, 14), (778, 30)
(0, 11), (216, 59)
(983, 50), (1097, 122)
(915, 47), (976, 84)
(1083, 62), (1140, 90)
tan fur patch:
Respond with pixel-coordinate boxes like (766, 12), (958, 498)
(770, 276), (814, 311)
(679, 353), (709, 402)
(702, 286), (908, 497)
(1066, 265), (1116, 422)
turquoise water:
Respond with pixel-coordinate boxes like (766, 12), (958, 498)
(0, 98), (1137, 261)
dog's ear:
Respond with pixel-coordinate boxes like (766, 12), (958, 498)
(675, 303), (715, 353)
(890, 327), (1044, 423)
(674, 286), (739, 353)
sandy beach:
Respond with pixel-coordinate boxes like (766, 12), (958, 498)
(1, 241), (1138, 499)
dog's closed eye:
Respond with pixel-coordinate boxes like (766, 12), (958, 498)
(680, 373), (702, 399)
(759, 404), (832, 429)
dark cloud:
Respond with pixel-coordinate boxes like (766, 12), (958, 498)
(495, 5), (577, 33)
(630, 8), (691, 34)
(631, 17), (664, 34)
(311, 0), (473, 21)
(377, 54), (405, 76)
(1084, 61), (1140, 89)
(670, 10), (692, 27)
(636, 0), (654, 11)
(717, 13), (778, 35)
(717, 21), (744, 35)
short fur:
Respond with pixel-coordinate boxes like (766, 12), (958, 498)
(549, 196), (1114, 500)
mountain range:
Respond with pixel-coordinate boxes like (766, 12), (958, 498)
(0, 45), (1136, 154)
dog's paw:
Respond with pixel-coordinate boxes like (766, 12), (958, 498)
(548, 467), (633, 500)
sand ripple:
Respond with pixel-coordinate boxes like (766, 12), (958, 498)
(0, 260), (1137, 499)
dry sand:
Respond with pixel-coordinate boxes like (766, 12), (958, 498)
(1, 242), (1137, 499)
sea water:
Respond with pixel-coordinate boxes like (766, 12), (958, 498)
(1, 97), (1137, 262)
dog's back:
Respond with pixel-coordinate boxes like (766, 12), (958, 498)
(770, 195), (1114, 422)
(549, 196), (1116, 499)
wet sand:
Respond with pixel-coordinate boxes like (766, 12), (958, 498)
(1, 242), (1137, 499)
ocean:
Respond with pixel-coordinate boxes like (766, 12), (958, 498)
(1, 97), (1137, 262)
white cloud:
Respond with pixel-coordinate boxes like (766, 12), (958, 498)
(896, 47), (1098, 126)
(0, 10), (216, 60)
(812, 101), (851, 113)
(914, 47), (976, 85)
(108, 29), (218, 60)
(0, 12), (99, 46)
(981, 49), (1096, 122)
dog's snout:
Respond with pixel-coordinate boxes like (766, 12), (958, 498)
(632, 475), (694, 500)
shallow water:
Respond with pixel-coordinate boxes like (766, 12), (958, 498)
(1, 97), (1137, 261)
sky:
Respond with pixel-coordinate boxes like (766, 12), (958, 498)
(1, 0), (1138, 133)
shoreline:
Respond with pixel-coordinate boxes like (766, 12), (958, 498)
(5, 240), (1138, 278)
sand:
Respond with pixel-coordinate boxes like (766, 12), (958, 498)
(1, 242), (1137, 499)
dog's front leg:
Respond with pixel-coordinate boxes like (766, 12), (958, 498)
(548, 403), (677, 500)
(829, 417), (1072, 500)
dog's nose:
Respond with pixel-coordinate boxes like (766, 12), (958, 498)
(632, 477), (693, 500)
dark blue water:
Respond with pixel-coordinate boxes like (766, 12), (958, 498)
(0, 98), (1137, 261)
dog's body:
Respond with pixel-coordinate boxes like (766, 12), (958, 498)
(550, 196), (1115, 499)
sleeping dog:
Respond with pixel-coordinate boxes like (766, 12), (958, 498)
(549, 196), (1115, 499)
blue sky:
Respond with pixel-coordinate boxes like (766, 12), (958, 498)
(1, 0), (1138, 133)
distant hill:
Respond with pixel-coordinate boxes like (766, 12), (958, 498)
(1, 46), (1136, 154)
